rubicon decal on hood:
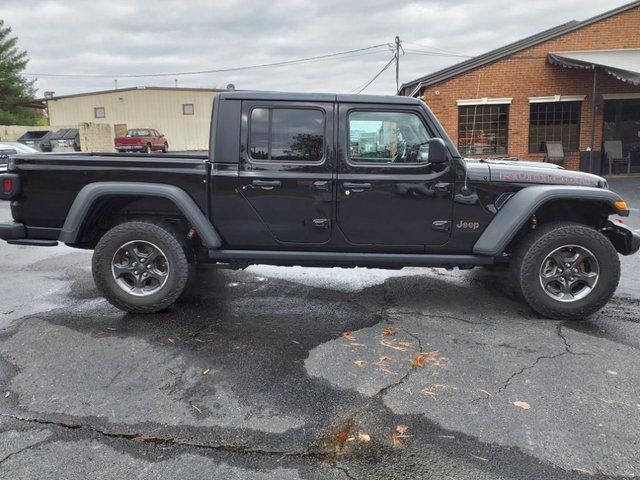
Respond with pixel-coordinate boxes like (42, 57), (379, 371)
(497, 171), (596, 186)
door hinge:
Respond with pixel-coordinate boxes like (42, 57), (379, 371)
(432, 220), (451, 232)
(313, 218), (330, 229)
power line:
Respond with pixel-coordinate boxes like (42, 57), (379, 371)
(22, 44), (392, 79)
(403, 41), (470, 57)
(353, 56), (396, 93)
(404, 49), (472, 58)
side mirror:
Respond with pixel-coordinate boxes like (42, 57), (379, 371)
(427, 138), (448, 164)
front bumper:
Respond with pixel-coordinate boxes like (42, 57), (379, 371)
(603, 219), (640, 256)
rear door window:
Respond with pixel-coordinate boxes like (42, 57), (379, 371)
(249, 107), (324, 162)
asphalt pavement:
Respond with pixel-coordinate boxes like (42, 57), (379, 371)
(0, 177), (639, 479)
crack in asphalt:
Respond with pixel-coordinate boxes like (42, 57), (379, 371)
(389, 311), (481, 325)
(473, 325), (591, 401)
(0, 443), (38, 466)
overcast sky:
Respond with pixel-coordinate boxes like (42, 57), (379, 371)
(1, 0), (632, 97)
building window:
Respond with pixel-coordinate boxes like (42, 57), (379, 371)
(182, 103), (194, 115)
(458, 105), (508, 156)
(94, 107), (105, 119)
(348, 111), (431, 164)
(529, 101), (581, 153)
(249, 107), (324, 162)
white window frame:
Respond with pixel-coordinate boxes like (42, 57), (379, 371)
(456, 97), (512, 106)
(528, 95), (585, 103)
(94, 107), (106, 118)
(182, 103), (195, 115)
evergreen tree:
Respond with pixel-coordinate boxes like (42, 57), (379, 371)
(0, 19), (42, 125)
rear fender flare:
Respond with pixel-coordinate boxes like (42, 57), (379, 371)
(58, 182), (222, 248)
(473, 185), (627, 256)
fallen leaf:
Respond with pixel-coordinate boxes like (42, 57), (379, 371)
(377, 355), (391, 364)
(572, 467), (593, 475)
(353, 360), (367, 367)
(439, 435), (455, 439)
(421, 384), (451, 399)
(106, 327), (116, 331)
(470, 454), (489, 462)
(357, 433), (371, 443)
(382, 326), (397, 336)
(349, 343), (367, 349)
(291, 340), (300, 345)
(600, 398), (614, 405)
(392, 425), (411, 447)
(412, 353), (427, 368)
(342, 331), (355, 341)
(202, 368), (211, 375)
(167, 367), (180, 375)
(380, 338), (413, 352)
(4, 392), (9, 398)
(167, 337), (176, 344)
(513, 400), (531, 410)
(191, 404), (202, 414)
(479, 389), (492, 397)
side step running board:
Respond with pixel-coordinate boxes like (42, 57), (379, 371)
(208, 250), (494, 268)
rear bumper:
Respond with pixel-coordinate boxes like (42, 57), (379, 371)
(603, 219), (640, 256)
(0, 222), (26, 240)
(0, 222), (59, 246)
(115, 145), (145, 151)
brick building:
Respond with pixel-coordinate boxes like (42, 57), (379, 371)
(398, 1), (640, 172)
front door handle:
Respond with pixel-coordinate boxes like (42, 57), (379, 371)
(251, 179), (282, 190)
(342, 182), (371, 193)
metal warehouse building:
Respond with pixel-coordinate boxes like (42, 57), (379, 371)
(399, 1), (640, 174)
(45, 86), (225, 151)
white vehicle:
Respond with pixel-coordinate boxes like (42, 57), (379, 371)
(0, 142), (39, 172)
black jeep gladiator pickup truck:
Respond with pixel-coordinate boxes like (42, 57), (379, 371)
(1, 92), (638, 319)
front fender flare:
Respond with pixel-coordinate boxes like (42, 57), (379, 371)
(58, 182), (222, 248)
(473, 186), (627, 256)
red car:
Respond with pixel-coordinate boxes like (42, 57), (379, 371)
(115, 129), (168, 153)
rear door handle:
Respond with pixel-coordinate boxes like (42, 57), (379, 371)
(342, 182), (371, 192)
(251, 179), (282, 190)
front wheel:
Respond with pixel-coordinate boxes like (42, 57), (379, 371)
(512, 222), (620, 320)
(145, 144), (152, 154)
(92, 221), (190, 313)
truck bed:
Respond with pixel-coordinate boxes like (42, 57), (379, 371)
(8, 152), (209, 232)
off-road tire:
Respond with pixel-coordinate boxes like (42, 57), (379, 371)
(511, 222), (620, 320)
(92, 221), (190, 313)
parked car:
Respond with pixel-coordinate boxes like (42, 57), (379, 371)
(0, 147), (16, 172)
(0, 92), (638, 319)
(0, 143), (38, 172)
(115, 129), (168, 153)
(17, 130), (51, 151)
(0, 142), (39, 154)
(50, 128), (80, 152)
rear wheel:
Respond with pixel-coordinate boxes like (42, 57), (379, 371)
(511, 222), (620, 320)
(145, 143), (152, 154)
(162, 142), (168, 153)
(92, 221), (190, 313)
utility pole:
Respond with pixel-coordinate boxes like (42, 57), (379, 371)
(395, 36), (402, 93)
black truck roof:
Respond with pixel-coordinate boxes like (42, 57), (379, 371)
(217, 91), (422, 105)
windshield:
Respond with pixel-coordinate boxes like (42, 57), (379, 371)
(126, 130), (150, 137)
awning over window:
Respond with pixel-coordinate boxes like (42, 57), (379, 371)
(548, 49), (640, 86)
